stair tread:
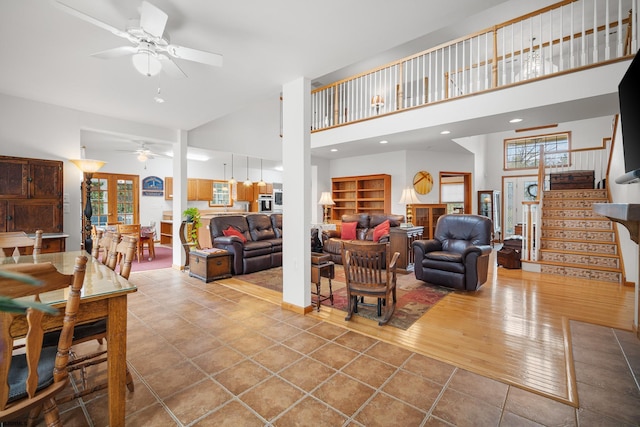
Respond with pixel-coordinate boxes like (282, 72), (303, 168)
(539, 248), (618, 258)
(535, 259), (623, 272)
(540, 237), (615, 244)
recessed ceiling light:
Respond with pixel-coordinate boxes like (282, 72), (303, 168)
(440, 130), (451, 135)
(330, 148), (338, 152)
(509, 118), (523, 123)
(379, 140), (388, 144)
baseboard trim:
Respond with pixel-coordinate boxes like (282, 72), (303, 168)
(281, 301), (314, 314)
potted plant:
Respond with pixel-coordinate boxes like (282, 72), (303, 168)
(182, 207), (202, 247)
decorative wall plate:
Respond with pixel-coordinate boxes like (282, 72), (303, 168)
(413, 171), (433, 195)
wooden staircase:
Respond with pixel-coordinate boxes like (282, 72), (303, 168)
(537, 188), (623, 283)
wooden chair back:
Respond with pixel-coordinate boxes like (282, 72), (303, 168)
(0, 256), (87, 424)
(0, 230), (43, 257)
(341, 241), (400, 326)
(107, 235), (137, 279)
(94, 231), (119, 265)
(116, 224), (141, 263)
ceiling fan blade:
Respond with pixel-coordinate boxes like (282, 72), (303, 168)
(167, 44), (223, 68)
(53, 1), (132, 41)
(139, 1), (168, 39)
(158, 55), (187, 78)
(92, 46), (137, 59)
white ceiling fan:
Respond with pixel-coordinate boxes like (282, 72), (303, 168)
(118, 141), (168, 162)
(53, 0), (223, 78)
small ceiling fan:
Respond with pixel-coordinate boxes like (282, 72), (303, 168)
(54, 1), (223, 78)
(119, 141), (168, 162)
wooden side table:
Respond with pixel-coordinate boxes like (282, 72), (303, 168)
(311, 252), (335, 311)
(390, 226), (424, 273)
(189, 249), (232, 282)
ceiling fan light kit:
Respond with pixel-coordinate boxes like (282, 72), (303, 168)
(132, 42), (161, 76)
(54, 0), (223, 79)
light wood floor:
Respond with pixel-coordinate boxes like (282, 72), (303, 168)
(219, 250), (635, 408)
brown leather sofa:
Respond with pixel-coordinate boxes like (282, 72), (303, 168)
(209, 214), (282, 275)
(412, 214), (492, 291)
(321, 213), (404, 264)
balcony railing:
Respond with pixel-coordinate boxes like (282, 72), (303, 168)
(311, 0), (638, 131)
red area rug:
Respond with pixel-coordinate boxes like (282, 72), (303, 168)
(129, 246), (173, 272)
(237, 265), (452, 330)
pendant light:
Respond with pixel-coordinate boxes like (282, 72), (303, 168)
(228, 154), (237, 185)
(243, 156), (252, 187)
(257, 158), (266, 187)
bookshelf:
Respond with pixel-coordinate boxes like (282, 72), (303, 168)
(331, 174), (391, 221)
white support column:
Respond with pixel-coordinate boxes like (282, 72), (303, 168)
(172, 130), (188, 268)
(282, 77), (311, 312)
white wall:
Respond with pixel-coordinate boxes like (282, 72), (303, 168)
(328, 149), (474, 218)
(0, 93), (175, 250)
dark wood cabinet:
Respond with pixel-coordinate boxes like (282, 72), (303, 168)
(412, 204), (447, 240)
(0, 156), (63, 234)
(390, 226), (424, 273)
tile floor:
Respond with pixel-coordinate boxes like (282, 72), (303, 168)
(21, 268), (640, 426)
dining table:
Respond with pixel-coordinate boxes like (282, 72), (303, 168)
(0, 250), (137, 427)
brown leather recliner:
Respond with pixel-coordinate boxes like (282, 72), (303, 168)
(412, 214), (492, 291)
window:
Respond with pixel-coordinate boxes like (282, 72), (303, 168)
(504, 132), (570, 170)
(209, 180), (231, 207)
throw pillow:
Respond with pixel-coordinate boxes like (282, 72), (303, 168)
(341, 221), (357, 240)
(223, 226), (247, 242)
(373, 219), (390, 242)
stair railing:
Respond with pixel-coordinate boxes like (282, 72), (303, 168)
(520, 139), (612, 262)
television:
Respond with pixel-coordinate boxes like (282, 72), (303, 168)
(616, 51), (640, 184)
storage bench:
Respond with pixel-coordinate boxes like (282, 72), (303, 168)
(549, 170), (594, 190)
(189, 249), (232, 282)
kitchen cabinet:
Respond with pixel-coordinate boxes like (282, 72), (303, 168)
(412, 204), (447, 240)
(164, 177), (173, 200)
(164, 177), (211, 201)
(160, 220), (172, 245)
(0, 156), (63, 233)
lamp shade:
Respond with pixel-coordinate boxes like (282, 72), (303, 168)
(318, 192), (335, 206)
(371, 95), (384, 107)
(398, 187), (420, 204)
(70, 159), (106, 174)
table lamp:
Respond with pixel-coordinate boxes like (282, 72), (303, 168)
(318, 192), (335, 224)
(70, 158), (106, 254)
(399, 187), (420, 226)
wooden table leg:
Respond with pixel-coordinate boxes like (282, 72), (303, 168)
(107, 295), (128, 427)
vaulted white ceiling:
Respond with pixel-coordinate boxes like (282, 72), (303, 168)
(0, 0), (514, 131)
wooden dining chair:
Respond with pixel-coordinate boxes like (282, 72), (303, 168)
(0, 230), (43, 257)
(116, 224), (142, 263)
(0, 256), (88, 426)
(92, 231), (120, 265)
(47, 235), (136, 402)
(341, 241), (400, 326)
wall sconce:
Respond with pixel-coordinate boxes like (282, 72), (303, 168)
(70, 158), (106, 254)
(318, 192), (335, 224)
(398, 187), (420, 226)
(371, 95), (384, 114)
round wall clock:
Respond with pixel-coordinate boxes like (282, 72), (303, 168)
(413, 171), (433, 195)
